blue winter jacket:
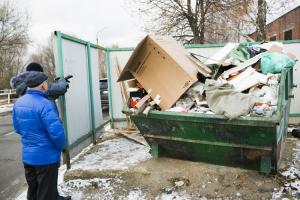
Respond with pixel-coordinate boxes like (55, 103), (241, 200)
(13, 90), (66, 165)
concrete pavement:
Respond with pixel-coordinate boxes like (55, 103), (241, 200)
(0, 114), (26, 200)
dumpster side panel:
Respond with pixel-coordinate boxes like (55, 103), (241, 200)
(133, 116), (276, 147)
(275, 68), (292, 171)
(132, 115), (276, 172)
(147, 138), (272, 171)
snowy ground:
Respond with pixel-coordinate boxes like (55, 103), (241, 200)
(16, 131), (300, 200)
(69, 138), (151, 171)
(272, 137), (300, 199)
(0, 104), (13, 114)
(60, 137), (196, 199)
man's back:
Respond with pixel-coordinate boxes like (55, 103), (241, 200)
(13, 90), (65, 166)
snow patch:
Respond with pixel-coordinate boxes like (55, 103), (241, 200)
(70, 138), (151, 170)
(155, 191), (192, 200)
(119, 189), (147, 200)
(272, 139), (300, 199)
(0, 104), (13, 113)
(58, 177), (121, 199)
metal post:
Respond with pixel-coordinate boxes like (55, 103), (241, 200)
(106, 48), (114, 128)
(7, 93), (10, 104)
(86, 43), (96, 145)
(56, 31), (71, 169)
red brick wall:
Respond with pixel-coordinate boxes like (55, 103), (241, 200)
(249, 6), (300, 41)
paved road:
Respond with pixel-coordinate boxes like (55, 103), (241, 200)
(0, 113), (26, 200)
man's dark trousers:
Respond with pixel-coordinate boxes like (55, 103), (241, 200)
(24, 162), (59, 200)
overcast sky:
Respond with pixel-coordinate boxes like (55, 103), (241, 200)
(16, 0), (146, 53)
(14, 0), (300, 55)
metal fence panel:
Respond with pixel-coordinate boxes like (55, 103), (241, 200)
(52, 32), (106, 165)
(108, 51), (132, 124)
(61, 39), (91, 145)
(90, 47), (103, 131)
(281, 43), (300, 116)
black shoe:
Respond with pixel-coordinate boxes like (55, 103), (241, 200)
(57, 195), (72, 200)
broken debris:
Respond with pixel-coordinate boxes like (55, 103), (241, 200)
(119, 39), (296, 119)
(118, 35), (212, 111)
(204, 79), (257, 119)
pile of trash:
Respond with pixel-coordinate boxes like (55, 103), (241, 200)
(118, 35), (297, 119)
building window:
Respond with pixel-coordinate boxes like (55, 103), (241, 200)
(270, 36), (276, 41)
(284, 29), (293, 40)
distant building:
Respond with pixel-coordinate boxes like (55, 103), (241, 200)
(249, 5), (300, 41)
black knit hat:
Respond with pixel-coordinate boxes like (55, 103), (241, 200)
(25, 71), (48, 88)
(26, 62), (44, 72)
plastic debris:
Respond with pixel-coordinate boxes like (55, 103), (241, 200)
(260, 53), (296, 74)
(204, 43), (238, 66)
(246, 46), (266, 58)
(250, 85), (278, 106)
(251, 103), (277, 117)
(227, 43), (250, 64)
(185, 82), (205, 104)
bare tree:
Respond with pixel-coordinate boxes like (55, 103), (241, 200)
(256, 0), (267, 40)
(131, 0), (295, 43)
(0, 1), (29, 89)
(132, 0), (250, 44)
(30, 40), (56, 81)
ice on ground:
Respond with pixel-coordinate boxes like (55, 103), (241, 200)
(272, 139), (300, 199)
(58, 177), (119, 199)
(59, 178), (115, 192)
(0, 104), (13, 113)
(59, 177), (194, 200)
(281, 167), (300, 179)
(70, 138), (152, 170)
(155, 191), (192, 200)
(119, 189), (147, 200)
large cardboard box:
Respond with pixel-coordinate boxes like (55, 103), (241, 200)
(118, 35), (211, 110)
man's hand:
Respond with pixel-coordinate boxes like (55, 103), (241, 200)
(64, 75), (73, 83)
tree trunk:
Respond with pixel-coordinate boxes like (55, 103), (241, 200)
(199, 0), (205, 44)
(256, 0), (267, 41)
(199, 17), (205, 44)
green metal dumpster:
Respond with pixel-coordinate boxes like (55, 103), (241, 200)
(124, 68), (293, 174)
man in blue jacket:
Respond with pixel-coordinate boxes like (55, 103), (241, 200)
(13, 72), (69, 200)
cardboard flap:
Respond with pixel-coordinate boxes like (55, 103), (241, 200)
(151, 35), (212, 77)
(118, 35), (211, 82)
(117, 36), (149, 82)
